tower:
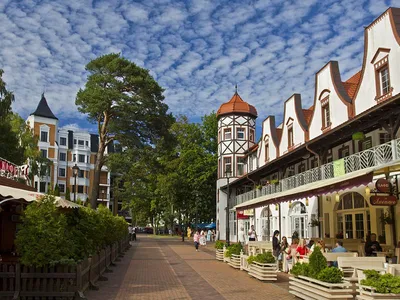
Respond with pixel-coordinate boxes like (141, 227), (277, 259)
(216, 91), (257, 242)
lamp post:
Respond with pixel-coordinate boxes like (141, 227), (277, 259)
(225, 170), (232, 246)
(72, 164), (80, 202)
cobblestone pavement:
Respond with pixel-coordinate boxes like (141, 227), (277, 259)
(86, 236), (294, 300)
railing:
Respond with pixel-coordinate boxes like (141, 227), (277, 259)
(235, 138), (400, 206)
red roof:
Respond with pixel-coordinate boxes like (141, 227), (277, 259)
(276, 128), (283, 142)
(0, 177), (36, 192)
(217, 92), (258, 117)
(343, 71), (361, 100)
(302, 109), (313, 125)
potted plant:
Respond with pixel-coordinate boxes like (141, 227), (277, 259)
(358, 269), (400, 299)
(289, 247), (352, 299)
(256, 184), (263, 190)
(247, 251), (278, 281)
(215, 240), (225, 261)
(225, 243), (243, 268)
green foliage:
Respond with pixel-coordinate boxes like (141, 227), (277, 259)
(247, 251), (276, 264)
(16, 195), (128, 267)
(290, 262), (310, 277)
(15, 195), (75, 267)
(361, 270), (400, 294)
(224, 243), (242, 258)
(65, 187), (71, 200)
(215, 240), (225, 249)
(53, 184), (60, 196)
(308, 246), (327, 278)
(317, 267), (344, 283)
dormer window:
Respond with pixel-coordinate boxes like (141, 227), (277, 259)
(322, 104), (331, 128)
(373, 53), (392, 102)
(288, 126), (294, 148)
(224, 128), (232, 140)
(380, 67), (390, 95)
(237, 128), (245, 140)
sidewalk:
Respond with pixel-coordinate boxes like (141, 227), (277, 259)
(85, 235), (293, 300)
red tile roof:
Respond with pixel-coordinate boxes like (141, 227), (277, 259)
(302, 109), (313, 125)
(343, 70), (361, 100)
(217, 92), (258, 117)
(276, 128), (283, 142)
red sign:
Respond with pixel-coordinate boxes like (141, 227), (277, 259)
(370, 195), (397, 206)
(237, 210), (249, 219)
(376, 178), (391, 193)
(0, 158), (29, 181)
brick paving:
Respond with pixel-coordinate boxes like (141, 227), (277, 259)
(86, 236), (294, 300)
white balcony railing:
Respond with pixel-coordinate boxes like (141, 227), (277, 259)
(235, 138), (400, 206)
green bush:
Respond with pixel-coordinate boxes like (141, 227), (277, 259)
(16, 195), (128, 267)
(224, 243), (242, 258)
(248, 251), (276, 264)
(361, 270), (400, 294)
(290, 262), (310, 277)
(317, 267), (343, 283)
(308, 246), (327, 278)
(215, 240), (225, 249)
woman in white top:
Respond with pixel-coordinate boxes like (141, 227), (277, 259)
(248, 225), (257, 241)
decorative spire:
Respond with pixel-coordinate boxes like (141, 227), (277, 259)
(30, 93), (58, 120)
(235, 84), (238, 94)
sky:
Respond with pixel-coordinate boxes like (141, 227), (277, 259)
(0, 0), (398, 134)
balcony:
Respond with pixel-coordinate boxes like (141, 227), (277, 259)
(235, 138), (400, 206)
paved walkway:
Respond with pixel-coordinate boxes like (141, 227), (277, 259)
(86, 236), (294, 300)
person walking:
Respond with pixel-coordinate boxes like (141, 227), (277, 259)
(207, 229), (212, 242)
(200, 229), (206, 246)
(128, 225), (133, 241)
(248, 225), (257, 241)
(132, 227), (137, 242)
(193, 230), (200, 251)
(181, 228), (185, 242)
(272, 230), (280, 259)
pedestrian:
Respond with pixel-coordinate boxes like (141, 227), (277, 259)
(272, 230), (280, 259)
(193, 230), (200, 251)
(248, 225), (257, 241)
(200, 229), (206, 246)
(132, 227), (137, 242)
(128, 225), (133, 241)
(207, 229), (212, 242)
(187, 227), (192, 238)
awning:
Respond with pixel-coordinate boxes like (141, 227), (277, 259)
(0, 185), (81, 209)
(234, 162), (399, 210)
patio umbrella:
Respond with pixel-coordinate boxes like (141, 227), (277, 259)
(205, 222), (216, 229)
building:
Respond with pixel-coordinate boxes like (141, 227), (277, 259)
(216, 7), (400, 247)
(27, 94), (114, 208)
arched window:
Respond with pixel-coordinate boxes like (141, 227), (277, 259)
(260, 206), (273, 240)
(290, 202), (308, 238)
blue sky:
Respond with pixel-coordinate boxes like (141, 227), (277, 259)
(0, 0), (397, 135)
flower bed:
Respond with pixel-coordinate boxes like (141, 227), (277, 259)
(215, 241), (225, 261)
(247, 251), (278, 281)
(356, 270), (400, 299)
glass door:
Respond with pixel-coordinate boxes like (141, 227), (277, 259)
(344, 214), (353, 239)
(292, 216), (308, 238)
(355, 213), (365, 239)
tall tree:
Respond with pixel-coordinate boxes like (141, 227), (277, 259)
(76, 53), (173, 208)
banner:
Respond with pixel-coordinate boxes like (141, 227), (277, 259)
(333, 158), (345, 177)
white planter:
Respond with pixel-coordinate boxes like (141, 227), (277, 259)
(240, 253), (250, 272)
(248, 261), (278, 281)
(216, 249), (224, 261)
(289, 275), (353, 300)
(228, 254), (241, 269)
(356, 284), (400, 300)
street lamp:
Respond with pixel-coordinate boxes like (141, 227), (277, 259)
(225, 170), (232, 246)
(72, 164), (80, 202)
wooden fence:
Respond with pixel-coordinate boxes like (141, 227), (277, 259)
(0, 235), (130, 300)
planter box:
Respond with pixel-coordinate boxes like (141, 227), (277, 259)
(240, 253), (250, 272)
(356, 284), (400, 300)
(216, 249), (224, 261)
(248, 261), (278, 281)
(289, 275), (353, 300)
(228, 254), (241, 269)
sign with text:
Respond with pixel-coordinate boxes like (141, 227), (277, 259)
(375, 178), (392, 194)
(0, 158), (29, 181)
(370, 195), (397, 206)
(237, 211), (249, 219)
(243, 209), (254, 216)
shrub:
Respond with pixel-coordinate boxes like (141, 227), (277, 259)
(308, 246), (327, 278)
(317, 267), (343, 283)
(224, 243), (242, 258)
(290, 262), (310, 277)
(215, 240), (225, 249)
(247, 251), (276, 265)
(361, 270), (400, 294)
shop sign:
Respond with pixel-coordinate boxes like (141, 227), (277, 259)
(370, 195), (397, 206)
(0, 158), (29, 181)
(243, 209), (254, 216)
(237, 210), (249, 219)
(375, 178), (391, 193)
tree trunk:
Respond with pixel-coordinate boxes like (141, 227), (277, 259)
(90, 148), (105, 209)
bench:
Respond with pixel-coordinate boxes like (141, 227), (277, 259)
(247, 241), (272, 256)
(324, 252), (358, 262)
(338, 256), (385, 278)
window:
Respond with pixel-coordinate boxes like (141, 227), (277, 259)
(380, 67), (390, 95)
(265, 142), (269, 162)
(249, 156), (254, 172)
(298, 163), (306, 173)
(78, 140), (84, 146)
(59, 184), (65, 193)
(379, 132), (391, 144)
(249, 129), (255, 142)
(310, 158), (317, 169)
(338, 146), (350, 159)
(224, 128), (232, 140)
(60, 137), (66, 146)
(322, 104), (331, 128)
(73, 154), (76, 162)
(237, 128), (245, 140)
(39, 182), (46, 193)
(223, 157), (232, 175)
(78, 169), (84, 178)
(74, 139), (77, 145)
(78, 185), (84, 193)
(41, 149), (47, 158)
(59, 168), (66, 177)
(59, 152), (66, 161)
(85, 141), (89, 146)
(78, 154), (85, 163)
(40, 131), (48, 142)
(288, 127), (294, 148)
(358, 137), (372, 151)
(237, 157), (245, 176)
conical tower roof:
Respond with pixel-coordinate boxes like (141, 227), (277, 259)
(217, 92), (257, 118)
(30, 94), (58, 120)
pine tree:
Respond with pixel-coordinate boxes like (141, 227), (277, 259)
(65, 187), (71, 201)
